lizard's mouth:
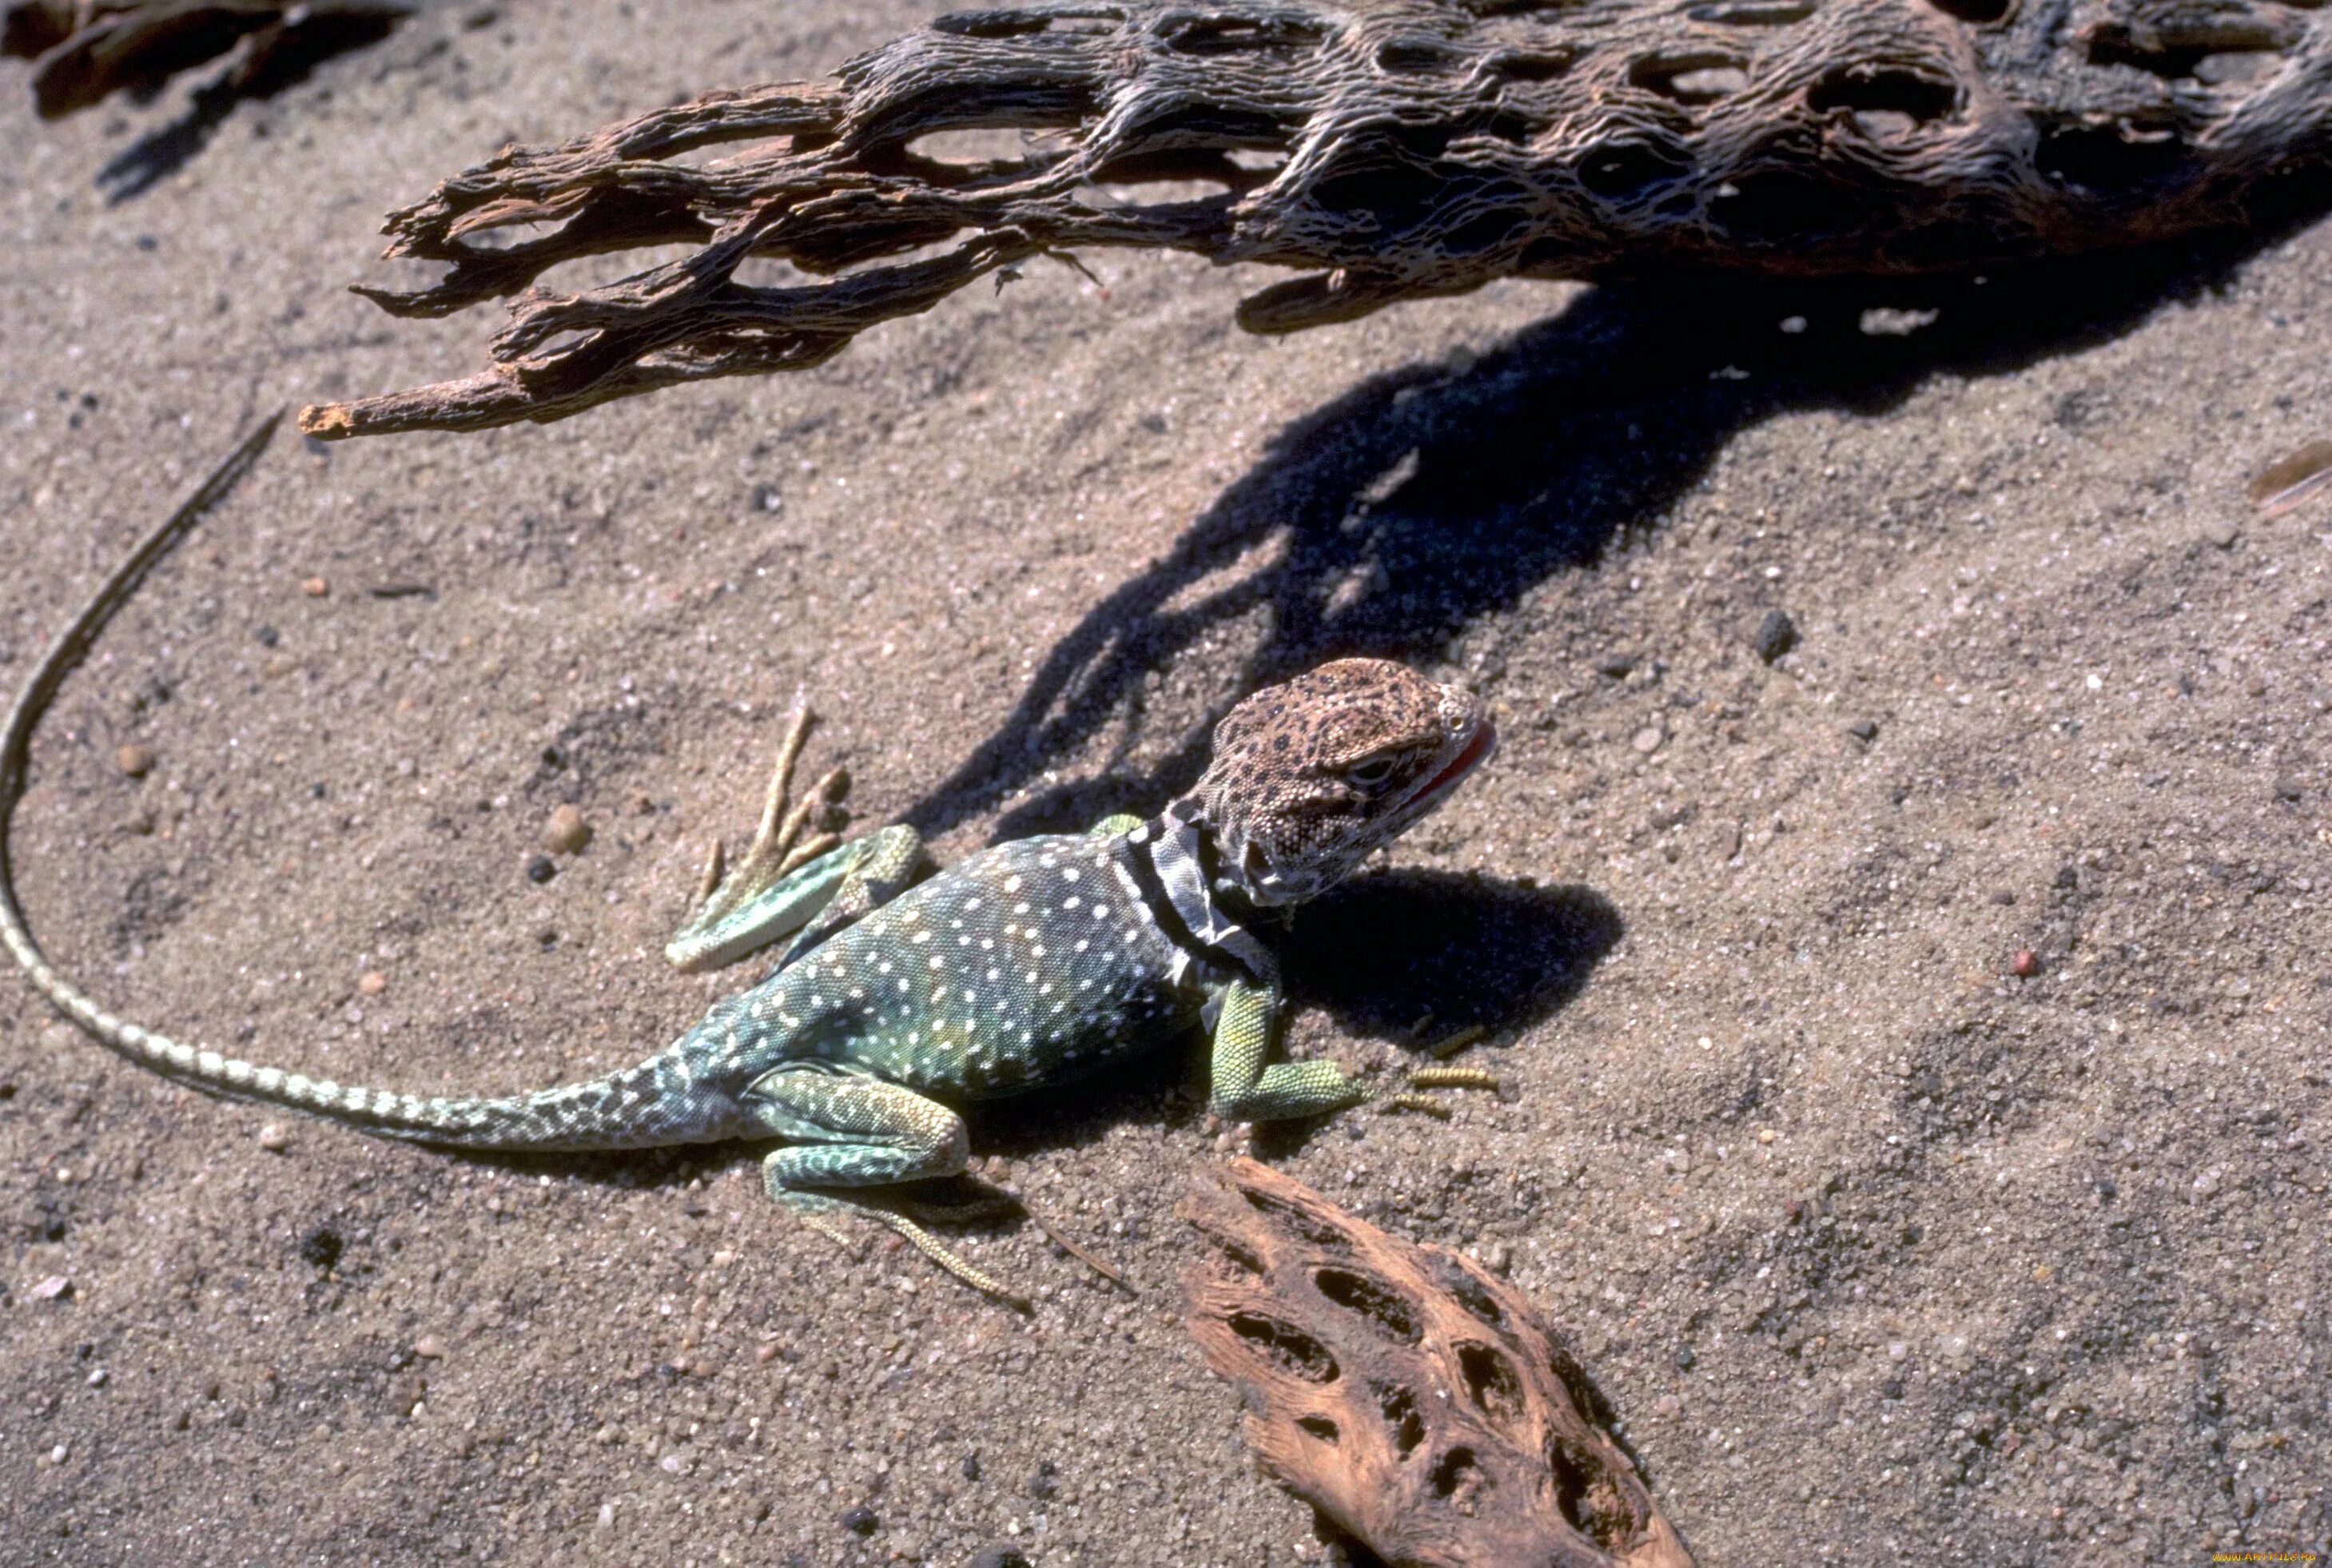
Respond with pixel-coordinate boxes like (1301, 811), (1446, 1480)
(1407, 719), (1497, 812)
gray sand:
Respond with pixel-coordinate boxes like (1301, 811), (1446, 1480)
(2, 4), (2328, 1562)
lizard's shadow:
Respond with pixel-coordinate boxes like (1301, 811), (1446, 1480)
(898, 223), (2325, 842)
(969, 870), (1622, 1160)
(1275, 869), (1622, 1041)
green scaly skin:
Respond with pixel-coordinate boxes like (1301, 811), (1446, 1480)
(1, 419), (1496, 1306)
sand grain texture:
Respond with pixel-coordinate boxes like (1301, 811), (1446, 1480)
(2, 2), (2330, 1563)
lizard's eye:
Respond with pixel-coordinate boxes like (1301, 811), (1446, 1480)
(1344, 755), (1399, 790)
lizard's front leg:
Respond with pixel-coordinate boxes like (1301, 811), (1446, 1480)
(746, 1066), (1025, 1307)
(1207, 977), (1368, 1123)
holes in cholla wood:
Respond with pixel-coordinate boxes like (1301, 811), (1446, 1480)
(1629, 50), (1752, 104)
(2033, 117), (2193, 194)
(1806, 63), (1961, 125)
(1456, 0), (1577, 18)
(1228, 1311), (1342, 1383)
(1374, 1380), (1428, 1456)
(1685, 0), (1816, 23)
(1159, 11), (1327, 55)
(931, 7), (1125, 39)
(1375, 36), (1471, 74)
(2084, 14), (2296, 82)
(901, 126), (1044, 181)
(1573, 136), (1693, 200)
(1314, 1268), (1423, 1343)
(1920, 0), (2013, 24)
(1550, 1433), (1638, 1547)
(858, 78), (1101, 163)
(1296, 1415), (1341, 1445)
(1482, 46), (1575, 82)
(1457, 1341), (1528, 1427)
(1428, 1444), (1486, 1506)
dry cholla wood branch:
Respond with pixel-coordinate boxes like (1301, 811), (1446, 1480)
(1181, 1157), (1696, 1568)
(3, 0), (410, 119)
(297, 0), (2331, 440)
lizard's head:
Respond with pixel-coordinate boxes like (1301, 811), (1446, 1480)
(1188, 659), (1494, 906)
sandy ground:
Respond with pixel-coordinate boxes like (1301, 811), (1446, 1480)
(3, 4), (2330, 1564)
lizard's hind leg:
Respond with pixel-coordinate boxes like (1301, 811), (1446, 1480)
(666, 702), (929, 973)
(749, 1068), (1025, 1309)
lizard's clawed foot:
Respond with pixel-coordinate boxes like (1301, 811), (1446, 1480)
(1375, 1065), (1504, 1120)
(897, 1179), (1137, 1296)
(665, 702), (854, 973)
(777, 1188), (1032, 1312)
(699, 701), (852, 914)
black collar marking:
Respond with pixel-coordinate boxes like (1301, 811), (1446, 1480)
(1115, 812), (1276, 986)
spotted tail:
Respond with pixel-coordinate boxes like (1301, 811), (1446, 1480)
(0, 416), (753, 1154)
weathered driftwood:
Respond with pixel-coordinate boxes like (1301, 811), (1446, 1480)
(298, 0), (2330, 440)
(3, 0), (408, 119)
(1181, 1158), (1695, 1568)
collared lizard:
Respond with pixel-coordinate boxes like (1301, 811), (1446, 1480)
(1, 421), (1497, 1305)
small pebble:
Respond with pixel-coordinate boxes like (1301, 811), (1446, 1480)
(2199, 517), (2241, 550)
(1654, 1393), (1682, 1416)
(1674, 1346), (1697, 1370)
(30, 1274), (71, 1301)
(114, 743), (155, 778)
(86, 1367), (107, 1387)
(413, 1333), (446, 1360)
(1595, 653), (1636, 678)
(2274, 778), (2304, 802)
(542, 804), (591, 855)
(1750, 608), (1797, 663)
(48, 1444), (66, 1465)
(301, 576), (329, 597)
(1757, 1128), (1778, 1144)
(2012, 949), (2040, 978)
(257, 1124), (291, 1152)
(840, 1505), (879, 1536)
(523, 855), (557, 885)
(1630, 725), (1665, 754)
(1845, 718), (1879, 742)
(968, 1549), (1032, 1568)
(357, 971), (387, 997)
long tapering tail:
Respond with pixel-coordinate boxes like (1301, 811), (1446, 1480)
(0, 415), (749, 1152)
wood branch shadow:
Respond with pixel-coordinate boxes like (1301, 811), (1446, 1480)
(90, 5), (406, 202)
(899, 226), (2325, 843)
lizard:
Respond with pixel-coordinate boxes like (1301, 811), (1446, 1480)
(0, 417), (1498, 1306)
